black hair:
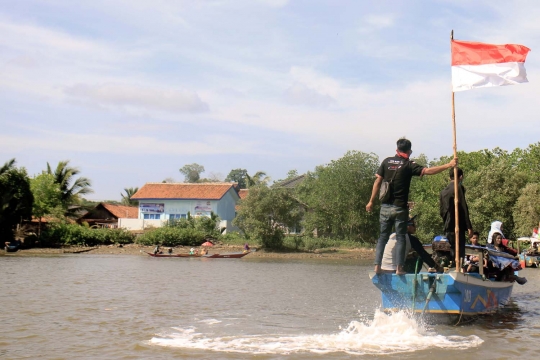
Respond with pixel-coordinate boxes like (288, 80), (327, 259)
(449, 167), (463, 180)
(396, 138), (412, 152)
(473, 231), (479, 237)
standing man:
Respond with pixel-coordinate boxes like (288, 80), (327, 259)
(439, 167), (473, 266)
(366, 138), (457, 275)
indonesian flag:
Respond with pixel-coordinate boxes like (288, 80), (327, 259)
(451, 40), (531, 92)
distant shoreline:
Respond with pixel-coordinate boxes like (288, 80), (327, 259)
(2, 243), (375, 260)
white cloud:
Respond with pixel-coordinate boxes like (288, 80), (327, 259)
(64, 83), (210, 113)
(0, 131), (253, 156)
(284, 83), (336, 107)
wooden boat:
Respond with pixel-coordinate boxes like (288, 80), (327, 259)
(144, 251), (250, 259)
(370, 271), (513, 315)
(370, 246), (518, 316)
(516, 237), (540, 268)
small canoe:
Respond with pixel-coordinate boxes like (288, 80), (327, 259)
(145, 252), (199, 258)
(144, 251), (250, 259)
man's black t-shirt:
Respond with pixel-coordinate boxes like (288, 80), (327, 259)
(376, 156), (425, 208)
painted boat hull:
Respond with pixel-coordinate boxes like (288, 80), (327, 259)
(370, 271), (513, 315)
(145, 251), (249, 259)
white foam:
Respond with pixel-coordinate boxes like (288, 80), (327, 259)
(198, 318), (221, 325)
(149, 310), (483, 355)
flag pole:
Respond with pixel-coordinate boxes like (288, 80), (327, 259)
(450, 30), (460, 270)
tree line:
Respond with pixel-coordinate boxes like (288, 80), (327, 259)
(234, 144), (540, 249)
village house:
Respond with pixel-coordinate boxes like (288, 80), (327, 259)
(79, 203), (138, 228)
(119, 182), (240, 232)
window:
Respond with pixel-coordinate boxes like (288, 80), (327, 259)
(143, 214), (161, 220)
(169, 214), (187, 219)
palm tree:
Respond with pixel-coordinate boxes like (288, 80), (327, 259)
(121, 187), (139, 206)
(0, 158), (15, 176)
(246, 171), (270, 188)
(47, 161), (93, 217)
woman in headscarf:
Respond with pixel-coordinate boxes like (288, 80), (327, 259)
(487, 221), (504, 244)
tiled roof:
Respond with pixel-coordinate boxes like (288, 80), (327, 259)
(274, 174), (305, 188)
(131, 183), (238, 200)
(238, 189), (249, 200)
(101, 203), (139, 219)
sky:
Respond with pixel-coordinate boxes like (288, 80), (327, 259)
(1, 0), (540, 200)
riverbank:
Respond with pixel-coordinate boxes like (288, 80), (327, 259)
(2, 243), (375, 260)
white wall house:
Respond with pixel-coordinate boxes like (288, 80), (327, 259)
(119, 183), (240, 232)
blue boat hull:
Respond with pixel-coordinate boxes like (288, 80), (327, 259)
(370, 271), (513, 315)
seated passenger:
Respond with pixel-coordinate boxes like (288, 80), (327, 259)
(469, 231), (480, 246)
(189, 247), (195, 255)
(168, 248), (173, 255)
(153, 245), (160, 255)
(487, 232), (526, 285)
(243, 243), (250, 254)
(381, 216), (443, 274)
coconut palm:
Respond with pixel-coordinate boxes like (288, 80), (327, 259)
(246, 171), (270, 188)
(121, 187), (139, 206)
(47, 160), (93, 217)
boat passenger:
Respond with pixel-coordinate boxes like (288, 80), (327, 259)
(487, 232), (526, 285)
(381, 216), (443, 273)
(189, 247), (195, 255)
(200, 248), (207, 255)
(487, 221), (504, 244)
(168, 248), (173, 255)
(153, 245), (160, 255)
(469, 231), (480, 246)
(243, 243), (250, 254)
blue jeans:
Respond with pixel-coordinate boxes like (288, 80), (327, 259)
(374, 204), (409, 266)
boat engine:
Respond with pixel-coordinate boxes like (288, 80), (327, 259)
(432, 235), (453, 268)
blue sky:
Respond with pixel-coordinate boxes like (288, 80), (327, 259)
(1, 0), (539, 200)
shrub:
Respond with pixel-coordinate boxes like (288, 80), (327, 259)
(40, 223), (134, 246)
(135, 227), (206, 246)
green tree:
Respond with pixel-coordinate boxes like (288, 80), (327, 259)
(513, 183), (540, 237)
(121, 187), (139, 206)
(30, 173), (64, 237)
(225, 168), (248, 189)
(234, 185), (303, 249)
(297, 150), (380, 242)
(47, 160), (93, 217)
(179, 163), (205, 183)
(0, 159), (34, 242)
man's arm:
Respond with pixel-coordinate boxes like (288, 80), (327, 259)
(423, 157), (458, 175)
(366, 176), (383, 212)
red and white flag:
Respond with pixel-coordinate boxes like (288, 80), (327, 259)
(451, 40), (531, 92)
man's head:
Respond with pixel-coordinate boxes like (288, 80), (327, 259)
(470, 231), (479, 246)
(397, 138), (412, 154)
(407, 215), (417, 234)
(449, 167), (464, 181)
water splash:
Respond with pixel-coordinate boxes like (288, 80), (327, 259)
(149, 310), (483, 355)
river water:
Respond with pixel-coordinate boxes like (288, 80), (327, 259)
(1, 254), (539, 359)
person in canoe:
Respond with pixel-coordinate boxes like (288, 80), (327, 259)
(243, 243), (250, 253)
(153, 245), (161, 255)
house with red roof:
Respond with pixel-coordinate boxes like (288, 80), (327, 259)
(79, 203), (138, 228)
(123, 183), (241, 231)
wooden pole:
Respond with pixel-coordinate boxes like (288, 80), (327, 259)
(451, 30), (460, 269)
